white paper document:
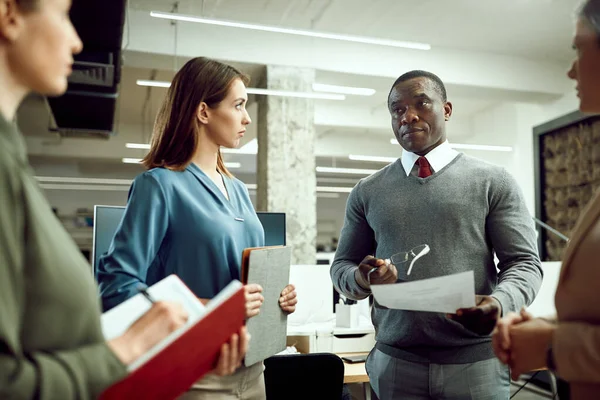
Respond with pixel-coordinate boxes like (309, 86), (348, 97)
(101, 274), (206, 342)
(371, 271), (476, 314)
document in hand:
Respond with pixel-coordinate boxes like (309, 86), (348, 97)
(241, 245), (292, 366)
(99, 275), (246, 400)
(371, 271), (476, 314)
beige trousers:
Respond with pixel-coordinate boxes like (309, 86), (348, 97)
(178, 362), (265, 400)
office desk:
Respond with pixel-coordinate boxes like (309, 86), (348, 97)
(337, 352), (369, 383)
(338, 352), (371, 400)
(287, 321), (375, 354)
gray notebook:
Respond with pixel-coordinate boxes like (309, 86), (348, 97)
(243, 246), (292, 366)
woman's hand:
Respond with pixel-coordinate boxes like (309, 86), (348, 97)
(507, 315), (556, 380)
(244, 283), (264, 318)
(212, 327), (250, 376)
(279, 284), (297, 314)
(108, 301), (189, 365)
(492, 308), (533, 364)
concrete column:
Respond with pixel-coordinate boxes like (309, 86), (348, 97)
(256, 65), (316, 265)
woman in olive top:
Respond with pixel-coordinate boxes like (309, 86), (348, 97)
(96, 57), (298, 399)
(0, 1), (248, 398)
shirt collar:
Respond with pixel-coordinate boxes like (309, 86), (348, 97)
(400, 140), (459, 176)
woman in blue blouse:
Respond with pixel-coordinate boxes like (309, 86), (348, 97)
(97, 57), (297, 399)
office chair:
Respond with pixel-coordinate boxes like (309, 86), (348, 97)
(264, 352), (345, 400)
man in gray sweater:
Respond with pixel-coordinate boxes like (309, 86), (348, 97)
(330, 70), (542, 400)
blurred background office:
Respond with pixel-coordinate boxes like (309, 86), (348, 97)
(23, 0), (585, 264)
(19, 1), (595, 398)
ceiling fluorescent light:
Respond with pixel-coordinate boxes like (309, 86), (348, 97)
(225, 162), (242, 169)
(389, 138), (513, 152)
(316, 166), (379, 175)
(127, 141), (258, 155)
(246, 88), (344, 100)
(349, 154), (397, 163)
(150, 11), (431, 50)
(136, 79), (170, 88)
(316, 186), (353, 193)
(136, 80), (345, 100)
(313, 83), (375, 96)
(122, 157), (142, 164)
(316, 177), (359, 184)
(126, 142), (151, 150)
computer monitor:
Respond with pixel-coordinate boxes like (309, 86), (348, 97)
(92, 205), (125, 276)
(256, 212), (286, 246)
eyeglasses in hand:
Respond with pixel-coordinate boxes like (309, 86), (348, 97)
(385, 244), (430, 276)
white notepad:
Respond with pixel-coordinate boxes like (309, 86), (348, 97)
(101, 274), (206, 343)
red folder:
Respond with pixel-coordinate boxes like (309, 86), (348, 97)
(100, 284), (246, 400)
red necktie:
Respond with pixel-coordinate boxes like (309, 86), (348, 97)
(417, 156), (432, 178)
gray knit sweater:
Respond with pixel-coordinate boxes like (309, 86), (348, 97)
(330, 153), (542, 364)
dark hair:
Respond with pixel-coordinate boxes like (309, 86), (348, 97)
(16, 0), (38, 12)
(580, 0), (600, 42)
(388, 70), (447, 104)
(142, 57), (249, 175)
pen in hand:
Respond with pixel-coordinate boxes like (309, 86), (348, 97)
(138, 286), (156, 304)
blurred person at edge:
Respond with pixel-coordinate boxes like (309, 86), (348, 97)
(0, 1), (248, 398)
(492, 1), (600, 399)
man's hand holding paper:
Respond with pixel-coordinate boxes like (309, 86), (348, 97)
(449, 295), (502, 335)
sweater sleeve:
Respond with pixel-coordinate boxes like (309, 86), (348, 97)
(487, 170), (543, 315)
(330, 181), (375, 300)
(0, 157), (125, 400)
(97, 172), (169, 311)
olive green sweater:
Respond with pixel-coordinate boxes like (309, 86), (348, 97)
(0, 113), (126, 399)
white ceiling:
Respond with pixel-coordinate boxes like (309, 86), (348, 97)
(129, 0), (581, 62)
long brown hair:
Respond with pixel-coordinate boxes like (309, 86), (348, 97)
(142, 57), (249, 175)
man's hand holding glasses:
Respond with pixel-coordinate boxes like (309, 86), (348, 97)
(355, 245), (430, 289)
(355, 255), (398, 289)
